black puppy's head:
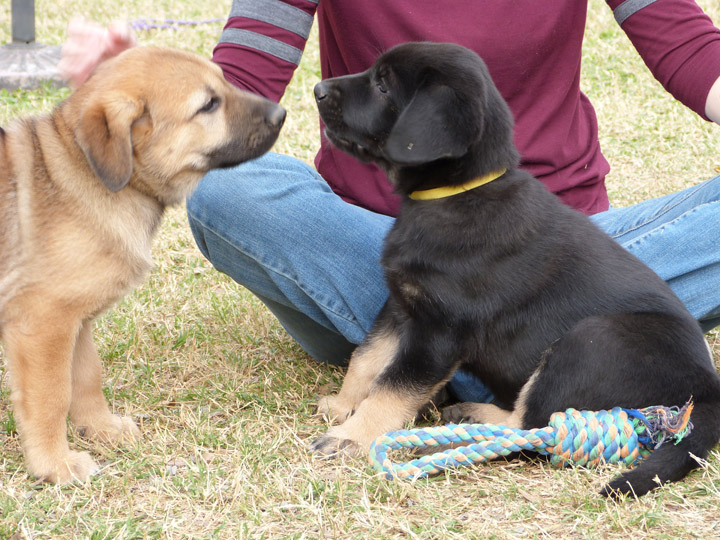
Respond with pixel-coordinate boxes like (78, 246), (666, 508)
(314, 42), (519, 193)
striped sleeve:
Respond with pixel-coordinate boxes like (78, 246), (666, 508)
(605, 0), (720, 120)
(212, 0), (319, 101)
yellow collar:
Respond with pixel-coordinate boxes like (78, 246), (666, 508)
(409, 169), (506, 201)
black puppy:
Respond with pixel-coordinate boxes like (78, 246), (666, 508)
(311, 42), (720, 498)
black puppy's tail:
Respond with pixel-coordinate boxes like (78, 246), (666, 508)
(600, 400), (720, 498)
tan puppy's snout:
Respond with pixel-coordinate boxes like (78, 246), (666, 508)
(230, 91), (285, 129)
(265, 103), (286, 129)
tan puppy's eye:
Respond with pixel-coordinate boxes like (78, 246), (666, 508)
(197, 96), (221, 114)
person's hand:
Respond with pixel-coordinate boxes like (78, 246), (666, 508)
(58, 17), (137, 87)
(706, 75), (720, 125)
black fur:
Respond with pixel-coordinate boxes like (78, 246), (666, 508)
(314, 42), (720, 498)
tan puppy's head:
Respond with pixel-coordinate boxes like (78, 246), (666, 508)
(65, 46), (285, 205)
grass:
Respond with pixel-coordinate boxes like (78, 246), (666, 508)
(2, 0), (720, 538)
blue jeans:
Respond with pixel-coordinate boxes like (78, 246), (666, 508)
(187, 152), (720, 403)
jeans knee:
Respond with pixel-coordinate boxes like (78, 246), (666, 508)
(187, 169), (223, 223)
(187, 167), (257, 243)
(186, 170), (230, 260)
(186, 194), (210, 261)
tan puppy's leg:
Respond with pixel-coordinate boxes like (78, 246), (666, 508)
(316, 329), (399, 424)
(5, 303), (98, 484)
(69, 319), (141, 442)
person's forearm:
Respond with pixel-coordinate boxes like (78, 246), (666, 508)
(213, 0), (318, 101)
(607, 0), (720, 120)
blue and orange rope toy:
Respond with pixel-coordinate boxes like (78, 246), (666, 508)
(369, 401), (695, 480)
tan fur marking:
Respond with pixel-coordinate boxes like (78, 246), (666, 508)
(445, 369), (539, 429)
(320, 386), (429, 455)
(511, 369), (540, 426)
(317, 329), (400, 423)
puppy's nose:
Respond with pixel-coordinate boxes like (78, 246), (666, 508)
(314, 82), (328, 101)
(266, 104), (286, 128)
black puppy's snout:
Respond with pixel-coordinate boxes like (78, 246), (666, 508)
(266, 104), (287, 128)
(314, 82), (328, 102)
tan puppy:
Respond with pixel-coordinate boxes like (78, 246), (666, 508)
(0, 46), (285, 483)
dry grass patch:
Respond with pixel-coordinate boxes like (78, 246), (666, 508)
(1, 0), (720, 538)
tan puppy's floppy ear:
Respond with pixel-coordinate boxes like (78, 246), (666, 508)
(76, 94), (144, 192)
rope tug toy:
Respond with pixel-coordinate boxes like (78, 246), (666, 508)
(369, 401), (694, 480)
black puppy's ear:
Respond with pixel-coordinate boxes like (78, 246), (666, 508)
(384, 85), (473, 165)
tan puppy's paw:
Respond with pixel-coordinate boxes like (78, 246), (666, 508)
(77, 414), (142, 444)
(28, 449), (99, 485)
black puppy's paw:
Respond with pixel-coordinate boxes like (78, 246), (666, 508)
(600, 471), (661, 500)
(311, 433), (365, 458)
(600, 478), (637, 500)
(441, 402), (482, 423)
(315, 395), (355, 425)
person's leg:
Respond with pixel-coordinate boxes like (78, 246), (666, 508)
(187, 152), (390, 365)
(590, 175), (720, 332)
(187, 152), (494, 402)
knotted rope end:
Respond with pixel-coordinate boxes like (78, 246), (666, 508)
(625, 399), (694, 450)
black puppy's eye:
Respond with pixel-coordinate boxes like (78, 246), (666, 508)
(198, 96), (221, 114)
(376, 77), (388, 94)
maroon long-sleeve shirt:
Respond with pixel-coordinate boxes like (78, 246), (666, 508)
(213, 0), (720, 216)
